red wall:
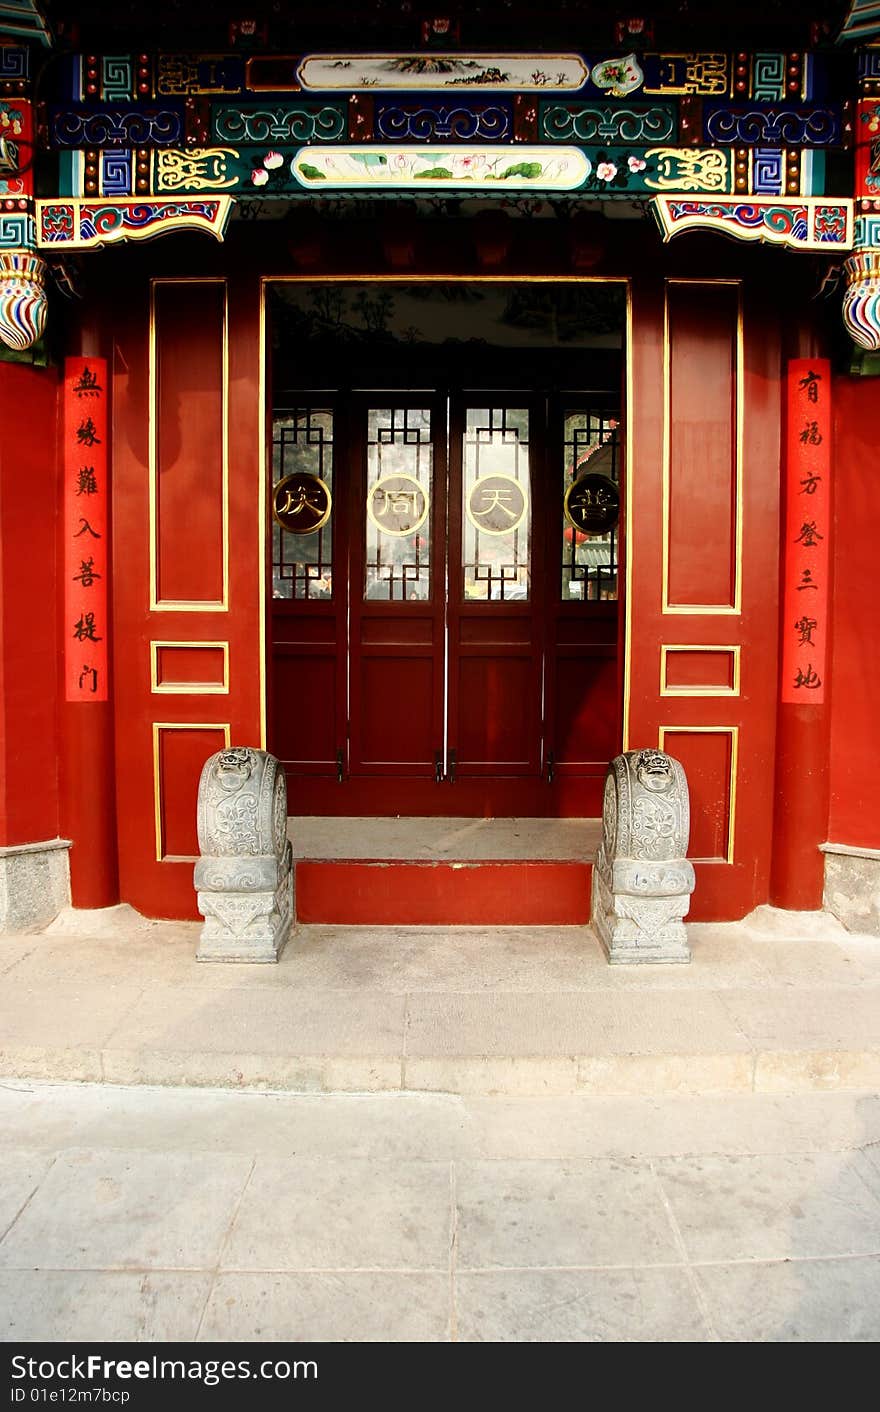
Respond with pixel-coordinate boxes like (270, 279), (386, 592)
(828, 376), (880, 849)
(0, 362), (61, 846)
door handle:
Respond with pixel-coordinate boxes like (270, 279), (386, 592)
(448, 749), (457, 785)
(336, 748), (345, 784)
(546, 751), (555, 785)
(434, 750), (444, 784)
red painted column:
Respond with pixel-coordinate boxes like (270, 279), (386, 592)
(769, 353), (832, 910)
(59, 330), (119, 908)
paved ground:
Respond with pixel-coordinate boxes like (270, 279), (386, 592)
(0, 1082), (879, 1342)
(0, 906), (878, 1095)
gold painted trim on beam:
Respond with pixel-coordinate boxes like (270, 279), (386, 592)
(35, 196), (234, 251)
(653, 195), (854, 252)
(149, 277), (230, 613)
(150, 640), (230, 695)
(259, 273), (633, 757)
(659, 723), (739, 865)
(152, 720), (231, 862)
(660, 644), (741, 698)
(661, 278), (743, 617)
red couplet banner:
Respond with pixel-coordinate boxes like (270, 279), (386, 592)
(781, 357), (831, 705)
(63, 357), (109, 702)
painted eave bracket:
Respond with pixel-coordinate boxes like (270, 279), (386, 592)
(652, 196), (854, 252)
(0, 1), (52, 47)
(34, 196), (235, 251)
(836, 1), (880, 43)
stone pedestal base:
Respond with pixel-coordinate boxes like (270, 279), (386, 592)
(196, 846), (293, 963)
(822, 843), (880, 937)
(591, 866), (692, 965)
(0, 839), (71, 933)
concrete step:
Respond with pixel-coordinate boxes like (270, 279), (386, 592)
(1, 911), (879, 1099)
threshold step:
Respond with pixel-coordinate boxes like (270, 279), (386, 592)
(289, 815), (601, 863)
(294, 859), (592, 925)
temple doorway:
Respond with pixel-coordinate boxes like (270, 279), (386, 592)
(266, 280), (625, 816)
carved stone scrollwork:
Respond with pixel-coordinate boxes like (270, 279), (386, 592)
(591, 748), (694, 964)
(195, 746), (293, 962)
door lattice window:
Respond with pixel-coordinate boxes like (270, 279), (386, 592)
(462, 406), (531, 602)
(364, 406), (433, 602)
(561, 407), (620, 602)
(271, 406), (335, 600)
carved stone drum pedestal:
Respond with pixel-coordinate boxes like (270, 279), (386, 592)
(194, 747), (293, 963)
(591, 748), (694, 964)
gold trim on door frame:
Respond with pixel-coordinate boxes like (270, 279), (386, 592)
(660, 644), (741, 697)
(658, 723), (739, 865)
(149, 277), (230, 613)
(661, 278), (744, 617)
(152, 720), (231, 862)
(150, 640), (230, 695)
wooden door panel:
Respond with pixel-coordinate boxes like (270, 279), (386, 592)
(660, 726), (735, 863)
(447, 396), (544, 785)
(348, 397), (446, 781)
(268, 398), (346, 783)
(554, 648), (618, 770)
(271, 645), (339, 772)
(544, 397), (622, 783)
(114, 273), (263, 920)
(456, 652), (535, 771)
(357, 654), (437, 769)
(152, 282), (226, 607)
(627, 276), (780, 920)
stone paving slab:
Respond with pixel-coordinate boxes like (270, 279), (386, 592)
(0, 1148), (254, 1271)
(454, 1268), (709, 1342)
(653, 1151), (880, 1262)
(222, 1158), (452, 1272)
(454, 1158), (680, 1268)
(0, 1271), (212, 1343)
(201, 1273), (451, 1343)
(1, 1083), (879, 1342)
(692, 1257), (880, 1342)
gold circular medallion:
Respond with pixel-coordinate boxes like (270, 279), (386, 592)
(465, 473), (528, 537)
(366, 473), (429, 538)
(564, 472), (619, 537)
(272, 473), (332, 534)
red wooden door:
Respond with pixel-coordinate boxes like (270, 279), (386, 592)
(268, 395), (347, 784)
(446, 396), (544, 791)
(348, 396), (447, 792)
(270, 385), (624, 817)
(543, 395), (622, 816)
